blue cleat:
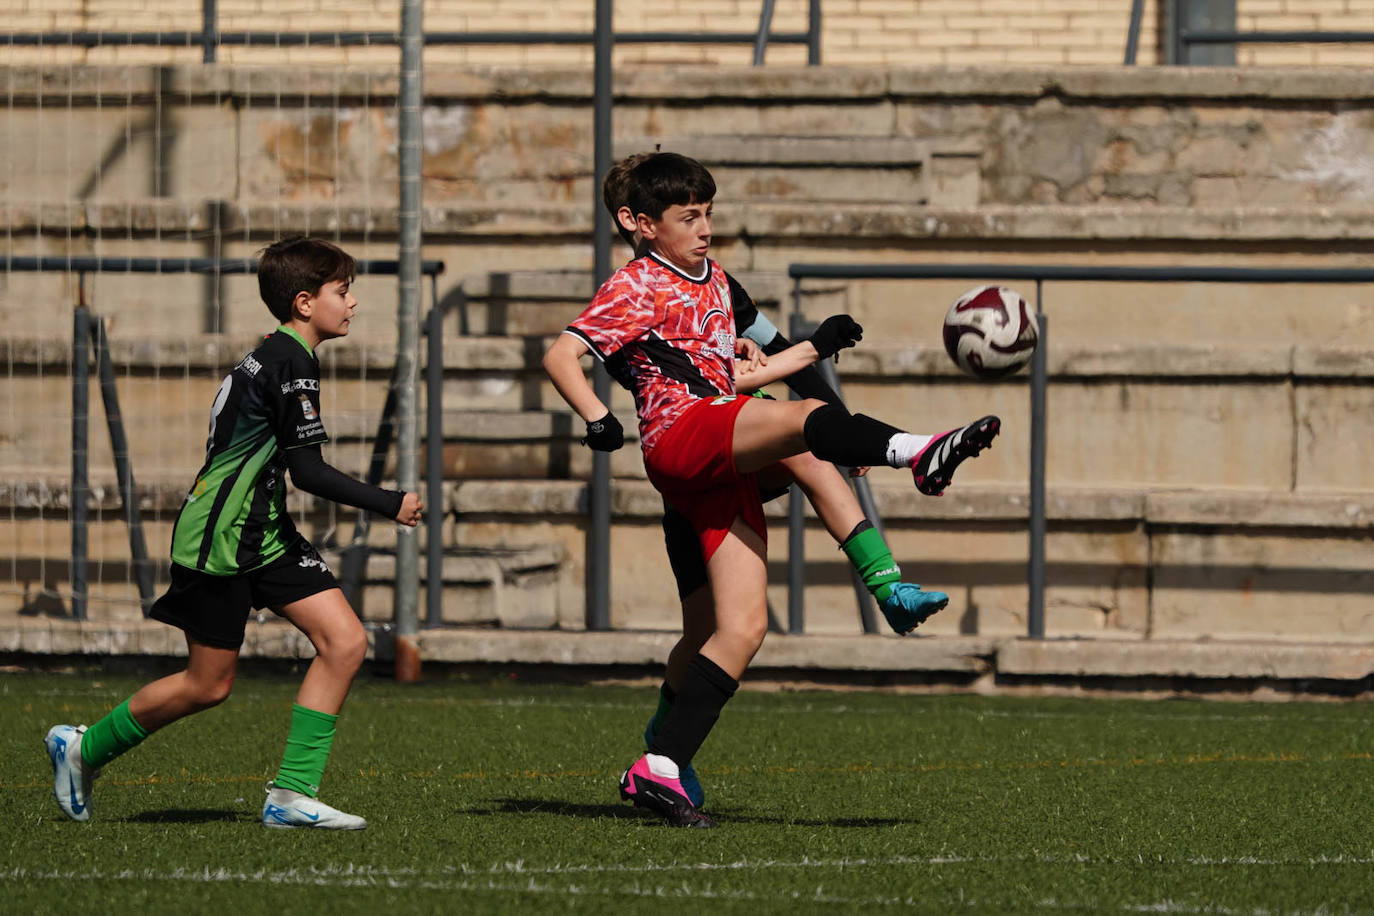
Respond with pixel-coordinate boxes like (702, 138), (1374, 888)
(643, 718), (705, 809)
(880, 582), (949, 635)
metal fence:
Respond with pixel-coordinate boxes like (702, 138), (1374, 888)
(787, 261), (1374, 639)
(3, 0), (822, 66)
(1127, 0), (1374, 65)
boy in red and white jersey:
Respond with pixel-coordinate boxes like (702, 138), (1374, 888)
(545, 153), (999, 827)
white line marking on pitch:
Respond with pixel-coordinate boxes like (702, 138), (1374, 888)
(0, 866), (1322, 913)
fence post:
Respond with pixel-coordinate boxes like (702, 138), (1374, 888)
(201, 0), (218, 63)
(586, 0), (614, 631)
(71, 307), (91, 621)
(393, 0), (425, 679)
(1027, 286), (1047, 639)
(93, 317), (156, 616)
(425, 304), (445, 628)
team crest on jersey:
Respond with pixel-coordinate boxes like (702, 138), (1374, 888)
(698, 307), (727, 334)
(299, 394), (317, 420)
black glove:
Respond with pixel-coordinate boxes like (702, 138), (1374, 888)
(582, 411), (624, 451)
(809, 314), (864, 361)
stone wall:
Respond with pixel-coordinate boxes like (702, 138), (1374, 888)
(4, 63), (1374, 646)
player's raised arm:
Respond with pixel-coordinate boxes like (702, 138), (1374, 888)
(735, 313), (864, 393)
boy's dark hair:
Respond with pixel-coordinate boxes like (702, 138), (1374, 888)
(257, 236), (356, 322)
(602, 151), (655, 247)
(626, 152), (716, 223)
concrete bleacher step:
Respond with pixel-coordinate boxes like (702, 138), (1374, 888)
(446, 267), (810, 338)
(349, 542), (564, 628)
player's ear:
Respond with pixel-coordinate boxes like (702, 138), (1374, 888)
(634, 212), (657, 240)
(291, 289), (313, 320)
(616, 206), (637, 234)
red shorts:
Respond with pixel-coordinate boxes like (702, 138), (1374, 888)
(643, 395), (767, 564)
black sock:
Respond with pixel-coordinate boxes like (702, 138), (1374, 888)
(802, 405), (902, 468)
(648, 654), (739, 768)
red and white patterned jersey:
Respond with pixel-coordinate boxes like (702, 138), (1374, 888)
(564, 252), (737, 454)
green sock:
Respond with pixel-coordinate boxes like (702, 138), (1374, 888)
(80, 697), (148, 769)
(649, 683), (674, 737)
(273, 703), (338, 798)
(841, 524), (903, 603)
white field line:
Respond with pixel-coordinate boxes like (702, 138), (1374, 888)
(0, 861), (1354, 914)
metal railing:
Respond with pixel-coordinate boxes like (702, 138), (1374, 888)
(787, 261), (1374, 639)
(1127, 0), (1374, 65)
(2, 255), (444, 622)
(3, 0), (822, 66)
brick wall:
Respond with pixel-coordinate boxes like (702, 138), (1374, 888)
(2, 0), (1369, 67)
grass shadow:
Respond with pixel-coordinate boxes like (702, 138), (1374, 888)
(473, 797), (642, 821)
(709, 812), (923, 828)
(123, 808), (247, 824)
(482, 797), (920, 828)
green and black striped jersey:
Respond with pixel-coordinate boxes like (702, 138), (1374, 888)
(170, 326), (329, 575)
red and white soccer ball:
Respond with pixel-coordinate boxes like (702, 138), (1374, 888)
(942, 285), (1039, 379)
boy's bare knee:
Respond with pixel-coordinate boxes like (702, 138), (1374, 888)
(320, 623), (368, 670)
(190, 674), (234, 709)
(718, 608), (768, 653)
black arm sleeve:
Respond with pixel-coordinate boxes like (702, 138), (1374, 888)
(760, 331), (845, 407)
(285, 445), (406, 519)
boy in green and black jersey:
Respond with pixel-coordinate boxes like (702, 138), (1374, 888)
(44, 237), (423, 830)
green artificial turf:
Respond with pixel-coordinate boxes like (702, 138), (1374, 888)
(3, 668), (1372, 914)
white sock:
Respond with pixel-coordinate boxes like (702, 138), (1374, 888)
(644, 753), (680, 780)
(886, 433), (933, 467)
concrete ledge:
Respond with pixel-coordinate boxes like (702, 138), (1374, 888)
(10, 477), (1374, 532)
(6, 620), (1373, 693)
(10, 201), (1374, 242)
(11, 64), (1374, 106)
(18, 334), (1374, 382)
(998, 638), (1374, 682)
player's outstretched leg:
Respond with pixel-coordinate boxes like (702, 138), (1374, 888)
(261, 783), (367, 830)
(910, 415), (1001, 497)
(618, 753), (716, 828)
(44, 724), (99, 822)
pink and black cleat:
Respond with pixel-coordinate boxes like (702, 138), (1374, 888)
(911, 415), (1000, 497)
(618, 754), (716, 828)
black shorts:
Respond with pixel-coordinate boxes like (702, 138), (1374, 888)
(149, 537), (339, 649)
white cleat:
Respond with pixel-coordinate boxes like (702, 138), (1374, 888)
(44, 724), (99, 822)
(261, 783), (367, 830)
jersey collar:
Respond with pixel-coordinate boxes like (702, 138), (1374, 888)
(276, 324), (315, 358)
(648, 250), (712, 285)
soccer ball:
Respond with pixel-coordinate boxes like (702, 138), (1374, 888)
(942, 285), (1039, 379)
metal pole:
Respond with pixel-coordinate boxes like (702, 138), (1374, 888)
(93, 317), (155, 615)
(1027, 284), (1047, 639)
(425, 303), (444, 628)
(1124, 0), (1145, 64)
(807, 0), (821, 64)
(71, 307), (90, 622)
(337, 369), (400, 615)
(587, 0), (614, 631)
(752, 0), (776, 65)
(816, 358), (881, 635)
(786, 289), (805, 633)
(788, 484), (805, 634)
(393, 0), (424, 679)
(201, 0), (217, 63)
